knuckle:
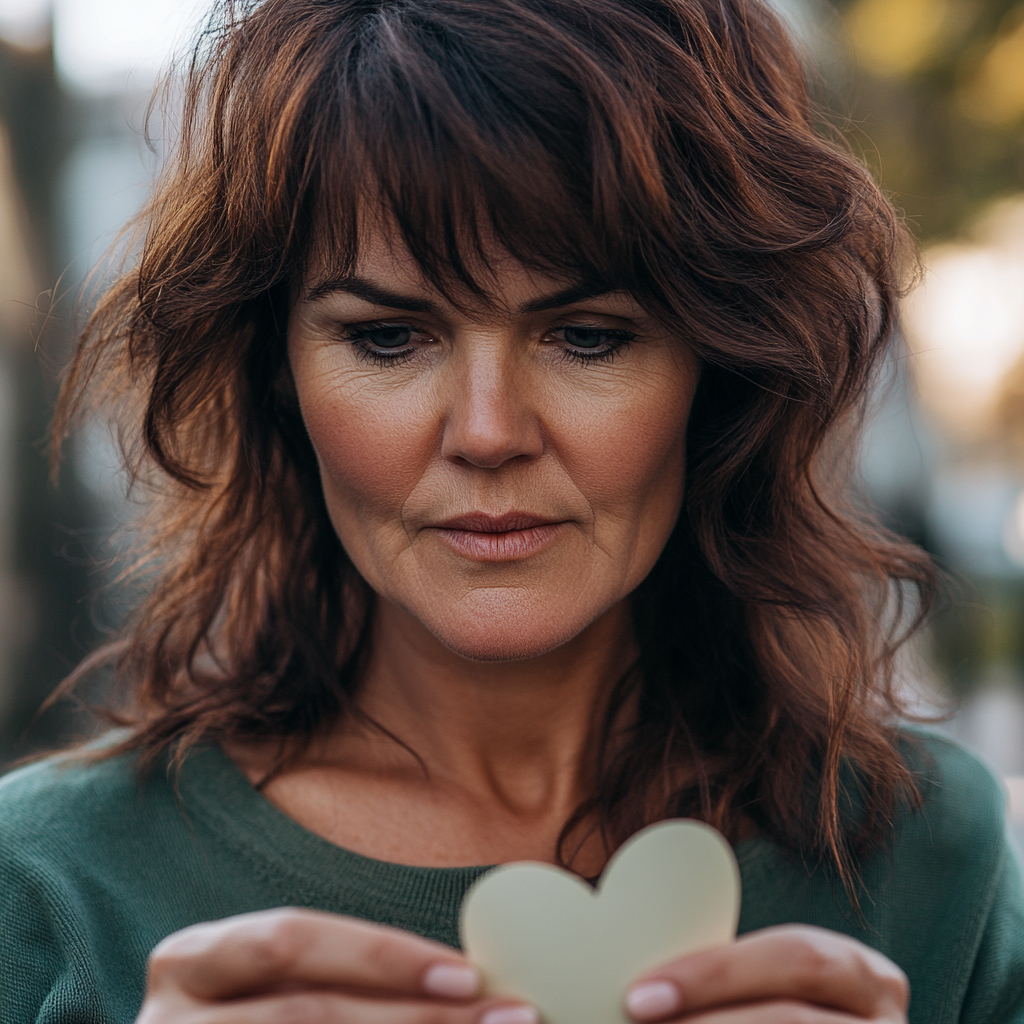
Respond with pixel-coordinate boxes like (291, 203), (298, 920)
(359, 927), (415, 977)
(844, 940), (909, 1012)
(687, 953), (733, 994)
(143, 909), (324, 1001)
(144, 950), (178, 991)
(786, 935), (840, 982)
(146, 925), (213, 989)
(871, 959), (910, 1012)
(239, 910), (312, 974)
(778, 927), (909, 1015)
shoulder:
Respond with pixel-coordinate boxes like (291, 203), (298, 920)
(0, 741), (175, 866)
(898, 729), (1008, 870)
(0, 743), (197, 1024)
(893, 732), (1024, 1024)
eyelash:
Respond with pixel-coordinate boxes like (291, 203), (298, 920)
(342, 322), (637, 367)
(343, 323), (420, 365)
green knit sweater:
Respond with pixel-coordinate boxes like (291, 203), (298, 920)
(1, 732), (1022, 1024)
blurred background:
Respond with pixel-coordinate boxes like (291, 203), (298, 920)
(0, 0), (1021, 840)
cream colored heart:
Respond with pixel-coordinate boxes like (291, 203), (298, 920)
(459, 820), (741, 1024)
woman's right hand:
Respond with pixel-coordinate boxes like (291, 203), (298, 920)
(135, 907), (536, 1024)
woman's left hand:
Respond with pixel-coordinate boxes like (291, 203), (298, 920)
(624, 925), (909, 1024)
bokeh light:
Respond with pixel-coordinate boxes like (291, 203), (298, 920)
(53, 0), (214, 92)
(0, 0), (49, 49)
(903, 197), (1024, 434)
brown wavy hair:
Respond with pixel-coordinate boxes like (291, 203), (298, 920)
(53, 0), (936, 891)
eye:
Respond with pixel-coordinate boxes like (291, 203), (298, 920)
(342, 321), (433, 364)
(346, 323), (415, 349)
(552, 324), (636, 362)
(561, 326), (625, 349)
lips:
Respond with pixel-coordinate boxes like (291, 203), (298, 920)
(436, 512), (561, 533)
(432, 512), (567, 562)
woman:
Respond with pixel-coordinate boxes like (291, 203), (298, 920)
(2, 0), (1021, 1022)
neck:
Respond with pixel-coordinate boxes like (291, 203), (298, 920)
(225, 596), (642, 872)
(344, 598), (639, 819)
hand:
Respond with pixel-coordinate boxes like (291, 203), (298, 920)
(624, 925), (909, 1024)
(136, 907), (538, 1024)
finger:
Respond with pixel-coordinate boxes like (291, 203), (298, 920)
(671, 1000), (866, 1024)
(182, 993), (537, 1024)
(147, 909), (481, 1002)
(625, 926), (908, 1022)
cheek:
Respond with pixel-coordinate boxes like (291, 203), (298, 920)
(292, 361), (434, 532)
(559, 372), (692, 530)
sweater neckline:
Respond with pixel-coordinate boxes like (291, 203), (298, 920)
(175, 740), (769, 941)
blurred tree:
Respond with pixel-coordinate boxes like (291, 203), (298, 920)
(834, 0), (1024, 241)
(818, 0), (1024, 697)
(0, 36), (97, 766)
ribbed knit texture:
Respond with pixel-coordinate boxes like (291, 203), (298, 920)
(2, 732), (1022, 1024)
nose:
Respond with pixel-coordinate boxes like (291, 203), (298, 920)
(440, 342), (544, 469)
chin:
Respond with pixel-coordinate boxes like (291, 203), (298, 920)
(422, 587), (597, 663)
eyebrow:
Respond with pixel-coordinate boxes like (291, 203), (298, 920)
(305, 276), (438, 313)
(304, 275), (611, 315)
(521, 281), (610, 312)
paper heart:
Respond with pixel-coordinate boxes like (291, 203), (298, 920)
(459, 819), (740, 1024)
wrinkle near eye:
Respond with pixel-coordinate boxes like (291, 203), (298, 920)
(288, 241), (699, 664)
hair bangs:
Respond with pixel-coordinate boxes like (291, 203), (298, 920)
(302, 0), (674, 306)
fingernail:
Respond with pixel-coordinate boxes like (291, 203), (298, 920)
(480, 1004), (540, 1024)
(423, 962), (480, 999)
(625, 981), (680, 1020)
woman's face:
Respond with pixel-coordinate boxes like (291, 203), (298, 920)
(288, 229), (700, 661)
